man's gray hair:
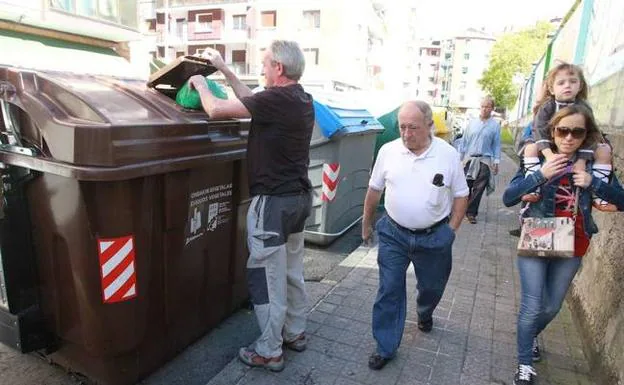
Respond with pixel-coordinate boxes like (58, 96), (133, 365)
(400, 100), (434, 127)
(482, 95), (495, 108)
(270, 40), (306, 81)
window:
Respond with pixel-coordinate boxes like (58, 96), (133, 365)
(460, 95), (465, 102)
(232, 14), (246, 30)
(428, 76), (435, 83)
(464, 53), (470, 60)
(428, 90), (435, 97)
(50, 0), (137, 28)
(461, 67), (468, 74)
(196, 13), (213, 32)
(232, 50), (246, 63)
(460, 81), (467, 89)
(261, 10), (277, 27)
(445, 52), (452, 60)
(303, 48), (319, 65)
(303, 10), (320, 29)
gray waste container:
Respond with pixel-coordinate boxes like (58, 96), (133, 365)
(304, 101), (384, 245)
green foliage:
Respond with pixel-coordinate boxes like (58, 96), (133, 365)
(479, 21), (556, 111)
(500, 126), (514, 145)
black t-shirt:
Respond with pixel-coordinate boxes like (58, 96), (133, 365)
(240, 84), (314, 196)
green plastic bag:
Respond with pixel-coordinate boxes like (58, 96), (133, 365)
(175, 78), (228, 109)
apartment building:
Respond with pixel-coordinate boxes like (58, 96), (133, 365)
(413, 40), (443, 105)
(447, 28), (496, 111)
(146, 0), (385, 89)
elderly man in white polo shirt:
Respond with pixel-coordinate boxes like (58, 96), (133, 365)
(362, 100), (469, 370)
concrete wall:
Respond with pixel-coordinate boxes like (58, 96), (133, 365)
(567, 66), (624, 385)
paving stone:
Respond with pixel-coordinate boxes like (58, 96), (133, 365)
(212, 155), (594, 385)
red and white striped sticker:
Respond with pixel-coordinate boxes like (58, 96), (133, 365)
(97, 235), (137, 304)
(321, 163), (340, 202)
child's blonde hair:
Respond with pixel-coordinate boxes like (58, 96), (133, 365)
(533, 62), (588, 115)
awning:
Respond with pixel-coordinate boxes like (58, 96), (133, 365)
(0, 29), (142, 78)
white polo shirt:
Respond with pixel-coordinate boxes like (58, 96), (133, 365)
(369, 137), (469, 230)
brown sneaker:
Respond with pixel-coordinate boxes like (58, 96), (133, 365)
(466, 214), (477, 224)
(238, 347), (284, 372)
(283, 333), (307, 352)
(593, 200), (618, 212)
(521, 193), (541, 203)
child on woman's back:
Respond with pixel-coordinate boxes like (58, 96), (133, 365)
(521, 62), (615, 211)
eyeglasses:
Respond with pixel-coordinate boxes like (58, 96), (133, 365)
(554, 126), (586, 139)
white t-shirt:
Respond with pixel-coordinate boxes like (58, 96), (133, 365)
(369, 137), (469, 230)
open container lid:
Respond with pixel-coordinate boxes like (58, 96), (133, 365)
(147, 56), (218, 89)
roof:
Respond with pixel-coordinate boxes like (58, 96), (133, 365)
(455, 28), (496, 41)
(0, 29), (143, 78)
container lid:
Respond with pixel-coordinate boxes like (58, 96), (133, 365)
(147, 56), (218, 89)
(0, 66), (247, 173)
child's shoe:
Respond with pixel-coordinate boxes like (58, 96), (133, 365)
(521, 193), (541, 203)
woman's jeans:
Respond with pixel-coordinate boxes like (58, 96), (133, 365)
(516, 256), (581, 365)
(372, 215), (455, 358)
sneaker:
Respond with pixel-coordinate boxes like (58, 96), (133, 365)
(593, 200), (618, 212)
(417, 318), (433, 333)
(368, 352), (391, 370)
(513, 364), (536, 385)
(521, 193), (541, 203)
(283, 333), (306, 352)
(238, 347), (284, 372)
(466, 214), (477, 224)
(532, 337), (541, 362)
(509, 228), (522, 237)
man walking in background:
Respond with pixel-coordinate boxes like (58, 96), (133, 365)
(460, 96), (501, 224)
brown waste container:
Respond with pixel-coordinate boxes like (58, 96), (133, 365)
(0, 57), (250, 385)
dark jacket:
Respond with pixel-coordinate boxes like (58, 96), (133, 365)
(503, 163), (624, 237)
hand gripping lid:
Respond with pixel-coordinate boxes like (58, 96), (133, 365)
(147, 55), (218, 89)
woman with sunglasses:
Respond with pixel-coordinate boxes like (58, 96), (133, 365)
(503, 105), (624, 385)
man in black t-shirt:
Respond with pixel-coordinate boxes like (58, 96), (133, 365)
(189, 40), (313, 372)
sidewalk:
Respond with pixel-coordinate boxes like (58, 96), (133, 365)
(207, 154), (593, 385)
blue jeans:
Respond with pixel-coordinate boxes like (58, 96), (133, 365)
(516, 256), (581, 364)
(372, 215), (455, 358)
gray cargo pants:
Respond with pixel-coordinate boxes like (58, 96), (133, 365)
(246, 192), (312, 358)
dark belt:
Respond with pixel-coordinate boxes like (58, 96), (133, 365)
(387, 215), (449, 235)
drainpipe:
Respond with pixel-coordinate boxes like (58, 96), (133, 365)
(527, 74), (535, 116)
(574, 0), (593, 65)
(164, 0), (169, 61)
(543, 42), (553, 78)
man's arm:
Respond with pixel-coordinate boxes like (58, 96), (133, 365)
(189, 75), (251, 119)
(362, 188), (382, 242)
(492, 122), (501, 174)
(219, 66), (254, 99)
(201, 48), (253, 99)
(449, 196), (468, 231)
(460, 120), (472, 161)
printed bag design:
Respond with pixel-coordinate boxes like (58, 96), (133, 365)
(517, 217), (575, 257)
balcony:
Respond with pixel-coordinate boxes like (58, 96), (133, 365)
(156, 0), (247, 7)
(49, 0), (139, 30)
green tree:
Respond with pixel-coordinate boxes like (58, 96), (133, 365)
(479, 21), (555, 111)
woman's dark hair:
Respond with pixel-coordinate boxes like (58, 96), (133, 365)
(548, 104), (601, 149)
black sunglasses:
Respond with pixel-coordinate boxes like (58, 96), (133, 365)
(554, 126), (586, 139)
